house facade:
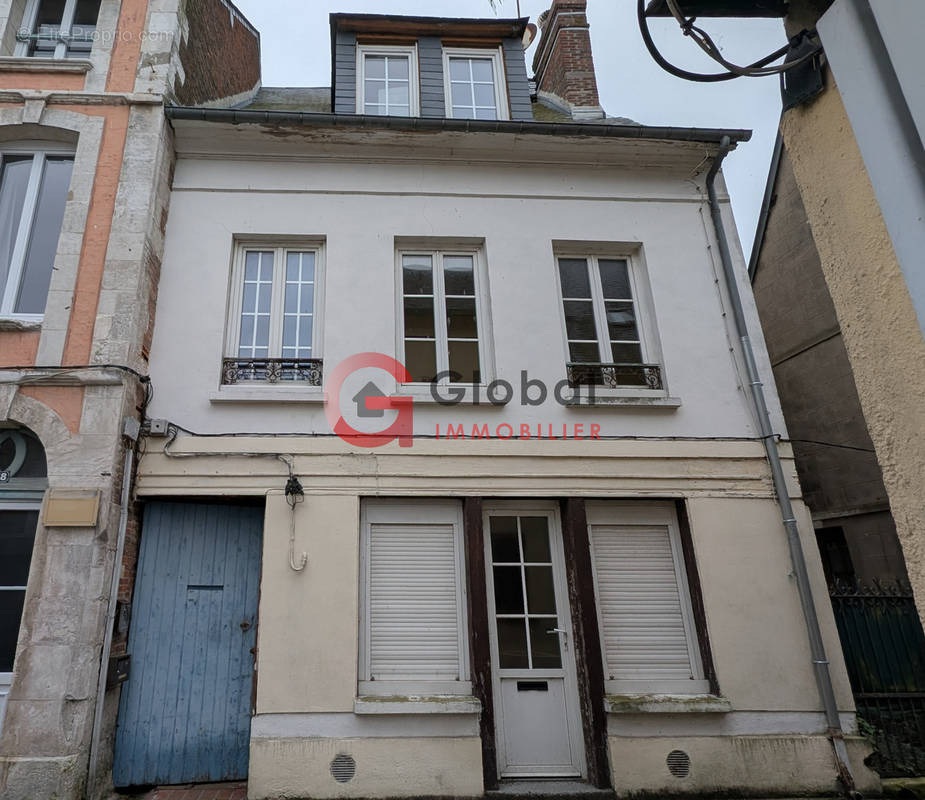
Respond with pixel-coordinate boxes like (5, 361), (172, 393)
(0, 1), (260, 799)
(118, 3), (876, 798)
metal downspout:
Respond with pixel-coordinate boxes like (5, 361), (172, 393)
(706, 136), (858, 796)
(86, 418), (139, 796)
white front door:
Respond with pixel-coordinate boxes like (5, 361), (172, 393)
(484, 504), (586, 779)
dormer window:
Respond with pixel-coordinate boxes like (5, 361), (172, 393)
(443, 48), (509, 121)
(17, 0), (101, 59)
(357, 45), (419, 117)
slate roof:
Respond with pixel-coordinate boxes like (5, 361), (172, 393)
(239, 87), (640, 126)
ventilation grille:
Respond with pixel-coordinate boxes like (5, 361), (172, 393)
(330, 753), (356, 783)
(667, 749), (691, 778)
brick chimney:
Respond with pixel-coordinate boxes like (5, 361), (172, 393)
(532, 0), (604, 120)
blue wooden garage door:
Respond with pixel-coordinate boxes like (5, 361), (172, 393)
(113, 502), (263, 787)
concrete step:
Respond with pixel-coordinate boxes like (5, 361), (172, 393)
(487, 780), (615, 799)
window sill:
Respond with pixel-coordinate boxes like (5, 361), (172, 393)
(0, 56), (92, 73)
(398, 385), (510, 406)
(566, 391), (682, 408)
(0, 315), (42, 332)
(604, 693), (731, 714)
(209, 385), (325, 404)
(355, 695), (482, 715)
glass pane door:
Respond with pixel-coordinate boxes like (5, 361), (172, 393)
(485, 508), (585, 779)
(489, 515), (562, 670)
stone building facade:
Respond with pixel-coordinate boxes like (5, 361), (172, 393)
(0, 2), (259, 798)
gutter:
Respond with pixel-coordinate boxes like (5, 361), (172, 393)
(164, 105), (752, 145)
(706, 136), (859, 797)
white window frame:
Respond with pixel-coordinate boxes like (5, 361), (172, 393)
(553, 247), (666, 395)
(0, 499), (41, 739)
(356, 44), (420, 117)
(358, 499), (471, 696)
(442, 47), (510, 121)
(0, 142), (76, 322)
(15, 0), (98, 59)
(225, 240), (325, 367)
(586, 501), (709, 695)
(395, 241), (494, 387)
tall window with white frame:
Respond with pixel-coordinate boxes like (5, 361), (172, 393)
(17, 0), (101, 59)
(400, 249), (484, 384)
(223, 244), (324, 385)
(358, 45), (418, 116)
(0, 148), (74, 318)
(444, 49), (508, 120)
(557, 255), (663, 390)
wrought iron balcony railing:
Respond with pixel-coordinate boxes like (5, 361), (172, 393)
(222, 358), (323, 386)
(566, 362), (664, 390)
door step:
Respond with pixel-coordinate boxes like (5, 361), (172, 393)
(487, 780), (615, 799)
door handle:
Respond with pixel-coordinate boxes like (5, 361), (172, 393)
(547, 627), (569, 651)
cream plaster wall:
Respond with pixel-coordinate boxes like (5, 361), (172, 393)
(781, 76), (925, 623)
(219, 456), (865, 797)
(139, 126), (860, 797)
(687, 497), (854, 712)
(606, 734), (878, 797)
(145, 144), (785, 441)
(257, 493), (360, 714)
(249, 736), (484, 800)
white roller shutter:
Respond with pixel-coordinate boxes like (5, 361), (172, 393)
(590, 523), (696, 681)
(368, 521), (461, 680)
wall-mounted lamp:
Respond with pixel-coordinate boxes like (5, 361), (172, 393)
(280, 458), (308, 573)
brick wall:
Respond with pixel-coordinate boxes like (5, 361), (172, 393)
(174, 0), (261, 107)
(532, 0), (602, 117)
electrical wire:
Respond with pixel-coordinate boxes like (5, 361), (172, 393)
(789, 438), (876, 454)
(154, 419), (801, 447)
(0, 363), (149, 381)
(0, 363), (154, 414)
(636, 0), (821, 82)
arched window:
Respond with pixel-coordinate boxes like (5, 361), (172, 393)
(0, 426), (46, 734)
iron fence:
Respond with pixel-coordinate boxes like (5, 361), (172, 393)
(829, 580), (925, 777)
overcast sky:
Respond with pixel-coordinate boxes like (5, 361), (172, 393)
(232, 0), (786, 258)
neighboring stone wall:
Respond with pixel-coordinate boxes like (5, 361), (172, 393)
(93, 105), (175, 368)
(781, 71), (925, 622)
(839, 511), (908, 584)
(0, 383), (130, 800)
(752, 147), (889, 519)
(172, 0), (260, 107)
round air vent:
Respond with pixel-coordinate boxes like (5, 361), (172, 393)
(667, 749), (691, 778)
(330, 753), (356, 783)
